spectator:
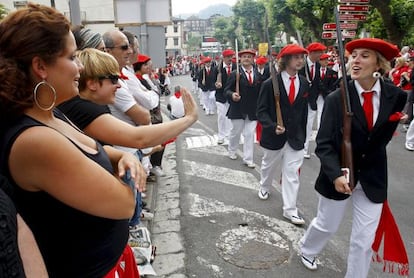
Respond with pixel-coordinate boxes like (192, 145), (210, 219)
(167, 86), (185, 119)
(0, 4), (145, 277)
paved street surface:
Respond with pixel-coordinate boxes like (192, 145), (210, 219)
(147, 73), (414, 278)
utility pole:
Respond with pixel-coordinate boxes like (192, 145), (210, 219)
(68, 0), (81, 26)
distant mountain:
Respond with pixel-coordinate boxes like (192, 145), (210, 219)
(176, 4), (233, 19)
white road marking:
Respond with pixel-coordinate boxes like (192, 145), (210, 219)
(183, 160), (259, 191)
(185, 134), (219, 149)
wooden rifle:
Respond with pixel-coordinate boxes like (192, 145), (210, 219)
(215, 60), (223, 89)
(235, 39), (240, 95)
(265, 15), (283, 128)
(334, 6), (355, 189)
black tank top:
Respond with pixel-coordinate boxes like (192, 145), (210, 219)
(0, 115), (129, 278)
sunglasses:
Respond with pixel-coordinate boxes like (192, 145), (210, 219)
(98, 74), (120, 84)
(106, 44), (129, 51)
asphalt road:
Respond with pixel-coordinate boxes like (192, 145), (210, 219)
(160, 73), (413, 278)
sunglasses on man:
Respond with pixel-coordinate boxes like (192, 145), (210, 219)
(106, 44), (129, 51)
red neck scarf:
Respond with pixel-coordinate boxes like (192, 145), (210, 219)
(135, 73), (144, 81)
(119, 72), (129, 80)
(174, 91), (181, 98)
(372, 201), (409, 276)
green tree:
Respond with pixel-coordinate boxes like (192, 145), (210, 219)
(368, 0), (414, 46)
(213, 16), (232, 45)
(186, 34), (202, 55)
(233, 0), (266, 48)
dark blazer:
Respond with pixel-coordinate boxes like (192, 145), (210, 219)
(256, 65), (271, 82)
(319, 68), (339, 98)
(299, 61), (321, 110)
(215, 62), (236, 103)
(257, 73), (309, 150)
(198, 66), (218, 91)
(315, 80), (407, 203)
(224, 67), (261, 121)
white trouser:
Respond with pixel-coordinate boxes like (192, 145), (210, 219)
(304, 104), (317, 154)
(203, 90), (216, 113)
(316, 95), (324, 130)
(300, 184), (382, 278)
(228, 118), (257, 164)
(406, 104), (414, 144)
(192, 80), (198, 92)
(259, 143), (304, 217)
(216, 101), (232, 140)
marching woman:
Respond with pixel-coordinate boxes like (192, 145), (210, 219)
(300, 38), (408, 277)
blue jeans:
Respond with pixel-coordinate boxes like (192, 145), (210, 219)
(123, 150), (144, 227)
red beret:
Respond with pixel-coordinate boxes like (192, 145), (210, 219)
(256, 56), (268, 65)
(238, 49), (256, 57)
(222, 49), (235, 57)
(202, 56), (212, 63)
(277, 44), (308, 59)
(328, 61), (335, 66)
(319, 53), (330, 60)
(306, 42), (327, 52)
(345, 38), (400, 61)
(134, 54), (151, 65)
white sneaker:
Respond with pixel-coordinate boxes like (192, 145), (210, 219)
(301, 254), (318, 270)
(141, 211), (154, 221)
(228, 153), (237, 160)
(304, 149), (311, 159)
(405, 142), (414, 151)
(243, 161), (255, 168)
(150, 166), (166, 177)
(258, 189), (269, 200)
(283, 213), (305, 225)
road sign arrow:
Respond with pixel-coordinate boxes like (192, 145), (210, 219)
(339, 5), (370, 12)
(339, 14), (367, 21)
(323, 22), (358, 30)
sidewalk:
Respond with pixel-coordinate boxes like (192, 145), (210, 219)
(145, 131), (186, 277)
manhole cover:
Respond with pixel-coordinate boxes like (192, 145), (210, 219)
(216, 226), (290, 269)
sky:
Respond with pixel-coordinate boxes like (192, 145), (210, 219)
(171, 0), (237, 16)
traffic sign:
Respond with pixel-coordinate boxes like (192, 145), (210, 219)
(339, 0), (369, 3)
(339, 14), (367, 21)
(323, 22), (358, 30)
(322, 31), (356, 39)
(339, 5), (369, 12)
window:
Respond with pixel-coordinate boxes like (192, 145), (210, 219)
(164, 27), (167, 33)
(174, 38), (178, 46)
(174, 26), (178, 33)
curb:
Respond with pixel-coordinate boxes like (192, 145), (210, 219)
(149, 139), (187, 277)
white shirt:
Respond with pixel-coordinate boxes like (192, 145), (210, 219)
(281, 71), (299, 98)
(123, 69), (159, 110)
(169, 94), (185, 118)
(354, 79), (381, 125)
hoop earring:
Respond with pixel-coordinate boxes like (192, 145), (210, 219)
(33, 80), (56, 111)
(372, 71), (381, 79)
